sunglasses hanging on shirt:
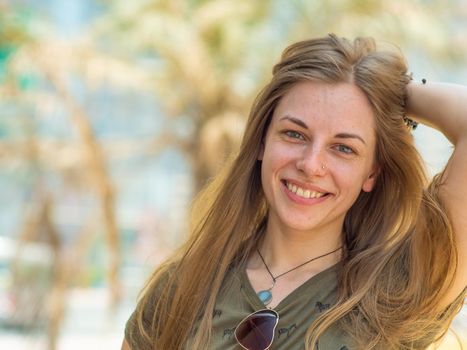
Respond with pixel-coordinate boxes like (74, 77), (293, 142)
(234, 309), (279, 350)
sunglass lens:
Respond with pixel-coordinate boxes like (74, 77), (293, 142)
(235, 310), (278, 350)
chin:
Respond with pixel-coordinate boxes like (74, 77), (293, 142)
(278, 218), (325, 233)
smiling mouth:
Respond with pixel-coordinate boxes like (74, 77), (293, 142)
(283, 180), (330, 199)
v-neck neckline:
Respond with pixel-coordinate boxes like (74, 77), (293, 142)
(240, 261), (341, 311)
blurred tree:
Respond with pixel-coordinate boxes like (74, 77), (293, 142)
(0, 3), (149, 349)
(0, 4), (32, 69)
(94, 0), (279, 189)
(94, 0), (467, 192)
(285, 0), (467, 62)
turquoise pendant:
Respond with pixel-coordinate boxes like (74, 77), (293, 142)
(257, 289), (273, 305)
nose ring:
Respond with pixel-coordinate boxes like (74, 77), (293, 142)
(321, 164), (326, 170)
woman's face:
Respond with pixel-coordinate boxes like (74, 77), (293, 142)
(259, 81), (379, 235)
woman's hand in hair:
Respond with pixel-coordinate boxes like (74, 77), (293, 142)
(406, 81), (467, 309)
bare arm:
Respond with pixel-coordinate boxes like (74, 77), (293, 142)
(121, 339), (132, 350)
(407, 82), (467, 144)
(406, 81), (467, 307)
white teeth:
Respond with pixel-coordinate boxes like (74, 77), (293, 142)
(286, 181), (326, 199)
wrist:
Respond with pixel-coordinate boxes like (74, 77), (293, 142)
(404, 78), (427, 124)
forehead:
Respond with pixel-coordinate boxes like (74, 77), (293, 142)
(272, 81), (376, 136)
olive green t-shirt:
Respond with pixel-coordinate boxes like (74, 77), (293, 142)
(125, 263), (352, 349)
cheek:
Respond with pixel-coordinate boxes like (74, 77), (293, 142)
(260, 150), (280, 189)
(332, 164), (369, 196)
(262, 143), (292, 173)
(260, 145), (293, 193)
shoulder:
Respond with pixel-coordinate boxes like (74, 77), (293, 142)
(124, 263), (178, 349)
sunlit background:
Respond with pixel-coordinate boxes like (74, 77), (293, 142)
(0, 0), (466, 349)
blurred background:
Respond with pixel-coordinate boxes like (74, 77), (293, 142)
(0, 0), (466, 349)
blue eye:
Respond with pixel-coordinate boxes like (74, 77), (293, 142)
(285, 130), (304, 140)
(336, 145), (354, 154)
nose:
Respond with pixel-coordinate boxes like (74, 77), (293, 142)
(296, 144), (327, 177)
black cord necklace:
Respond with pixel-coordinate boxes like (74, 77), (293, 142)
(256, 246), (342, 306)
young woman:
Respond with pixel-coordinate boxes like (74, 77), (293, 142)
(122, 34), (467, 349)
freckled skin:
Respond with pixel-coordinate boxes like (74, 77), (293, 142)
(258, 81), (379, 239)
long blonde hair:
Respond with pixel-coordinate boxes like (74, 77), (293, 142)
(134, 34), (463, 349)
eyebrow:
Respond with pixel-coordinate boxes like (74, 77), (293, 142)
(279, 116), (308, 129)
(335, 133), (366, 145)
(279, 115), (367, 145)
